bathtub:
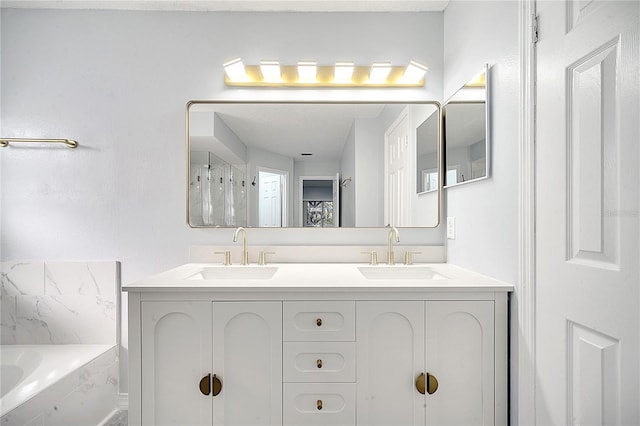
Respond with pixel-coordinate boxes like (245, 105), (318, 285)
(0, 344), (118, 425)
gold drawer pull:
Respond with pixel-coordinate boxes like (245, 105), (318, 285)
(317, 359), (323, 368)
(316, 318), (323, 327)
(317, 399), (323, 410)
(416, 372), (438, 395)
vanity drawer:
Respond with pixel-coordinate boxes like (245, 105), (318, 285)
(283, 383), (356, 426)
(283, 342), (356, 383)
(283, 301), (355, 341)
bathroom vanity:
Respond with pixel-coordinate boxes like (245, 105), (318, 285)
(125, 262), (512, 426)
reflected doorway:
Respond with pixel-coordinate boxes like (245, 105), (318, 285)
(299, 174), (340, 227)
(258, 168), (288, 227)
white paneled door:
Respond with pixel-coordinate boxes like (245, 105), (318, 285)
(535, 1), (639, 425)
(385, 108), (412, 227)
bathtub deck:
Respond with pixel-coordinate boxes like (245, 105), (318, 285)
(0, 344), (118, 425)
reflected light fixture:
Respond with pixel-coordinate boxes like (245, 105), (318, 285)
(223, 58), (248, 82)
(401, 60), (428, 84)
(297, 61), (317, 83)
(259, 60), (282, 83)
(334, 61), (354, 83)
(465, 69), (487, 87)
(368, 62), (392, 84)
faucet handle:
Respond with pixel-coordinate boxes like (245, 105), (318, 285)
(361, 251), (378, 266)
(404, 251), (422, 265)
(214, 251), (232, 266)
(259, 251), (275, 266)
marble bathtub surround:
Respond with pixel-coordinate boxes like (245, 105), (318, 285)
(0, 261), (120, 345)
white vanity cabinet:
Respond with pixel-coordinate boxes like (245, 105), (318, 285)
(356, 301), (496, 426)
(126, 263), (510, 426)
(137, 300), (282, 426)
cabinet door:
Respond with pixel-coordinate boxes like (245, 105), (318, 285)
(356, 301), (425, 426)
(425, 301), (494, 426)
(141, 301), (212, 426)
(213, 301), (282, 425)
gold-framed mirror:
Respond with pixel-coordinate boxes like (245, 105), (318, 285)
(187, 101), (442, 228)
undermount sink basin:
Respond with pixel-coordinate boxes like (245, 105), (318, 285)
(187, 266), (278, 280)
(357, 266), (447, 280)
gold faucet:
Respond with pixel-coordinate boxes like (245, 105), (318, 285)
(233, 227), (249, 265)
(387, 226), (400, 265)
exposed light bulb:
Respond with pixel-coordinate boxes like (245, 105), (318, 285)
(401, 60), (428, 84)
(334, 61), (354, 83)
(223, 58), (248, 82)
(368, 62), (392, 84)
(260, 60), (282, 83)
(297, 61), (317, 83)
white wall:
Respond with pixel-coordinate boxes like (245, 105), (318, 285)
(443, 2), (521, 423)
(443, 1), (520, 284)
(0, 9), (445, 393)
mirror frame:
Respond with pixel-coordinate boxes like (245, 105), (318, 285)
(186, 100), (443, 229)
(443, 64), (490, 189)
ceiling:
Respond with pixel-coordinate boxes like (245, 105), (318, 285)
(0, 0), (450, 12)
(190, 103), (390, 160)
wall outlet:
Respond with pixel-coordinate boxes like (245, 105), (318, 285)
(447, 217), (456, 239)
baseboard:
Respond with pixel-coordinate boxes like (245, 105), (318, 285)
(117, 393), (129, 411)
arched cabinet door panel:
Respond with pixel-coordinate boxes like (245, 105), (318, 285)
(141, 301), (212, 426)
(213, 302), (282, 426)
(425, 301), (495, 426)
(356, 301), (426, 426)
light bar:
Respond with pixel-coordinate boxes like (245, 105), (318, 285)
(224, 59), (428, 87)
(223, 58), (248, 82)
(297, 61), (317, 83)
(260, 60), (282, 83)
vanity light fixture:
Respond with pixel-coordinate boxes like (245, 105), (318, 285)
(223, 58), (427, 87)
(223, 58), (249, 82)
(297, 61), (317, 83)
(401, 61), (429, 84)
(368, 62), (392, 84)
(259, 60), (282, 83)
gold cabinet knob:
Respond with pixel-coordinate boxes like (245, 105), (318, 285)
(317, 399), (323, 410)
(317, 359), (323, 368)
(316, 318), (323, 327)
(416, 372), (438, 395)
(199, 373), (223, 396)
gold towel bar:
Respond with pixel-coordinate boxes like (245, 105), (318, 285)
(0, 138), (78, 149)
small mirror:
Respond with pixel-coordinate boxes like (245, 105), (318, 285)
(416, 108), (440, 193)
(187, 101), (441, 228)
(444, 65), (489, 187)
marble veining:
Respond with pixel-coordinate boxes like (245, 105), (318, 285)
(1, 261), (119, 345)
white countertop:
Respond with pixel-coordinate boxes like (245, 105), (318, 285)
(123, 263), (514, 293)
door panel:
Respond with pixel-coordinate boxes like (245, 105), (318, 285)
(356, 301), (425, 426)
(141, 302), (212, 426)
(535, 1), (639, 425)
(425, 301), (494, 426)
(212, 302), (282, 425)
(385, 110), (412, 227)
